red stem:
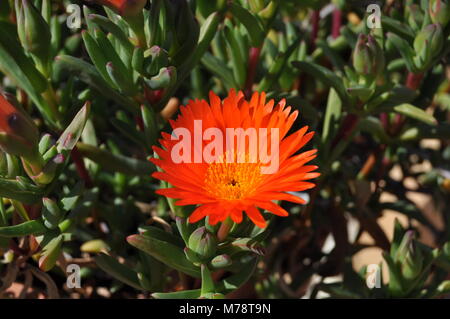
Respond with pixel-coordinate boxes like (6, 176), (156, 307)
(392, 72), (424, 135)
(406, 72), (424, 91)
(244, 47), (261, 98)
(145, 88), (165, 105)
(311, 10), (320, 50)
(135, 115), (144, 131)
(331, 113), (359, 149)
(331, 8), (342, 39)
(364, 72), (424, 179)
(71, 146), (93, 188)
(379, 112), (389, 130)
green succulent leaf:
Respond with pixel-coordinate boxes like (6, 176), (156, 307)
(57, 102), (91, 153)
(229, 3), (265, 48)
(292, 61), (350, 106)
(0, 219), (47, 238)
(393, 103), (437, 126)
(76, 142), (154, 176)
(127, 233), (201, 278)
(39, 234), (63, 272)
(95, 253), (143, 290)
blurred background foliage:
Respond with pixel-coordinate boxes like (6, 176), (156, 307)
(0, 0), (450, 299)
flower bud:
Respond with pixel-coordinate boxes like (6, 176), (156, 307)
(15, 0), (51, 62)
(0, 93), (39, 160)
(429, 0), (450, 27)
(353, 34), (385, 78)
(145, 66), (177, 90)
(413, 24), (444, 65)
(401, 241), (423, 281)
(394, 230), (414, 262)
(211, 254), (232, 268)
(188, 226), (217, 259)
(144, 46), (169, 77)
(97, 0), (147, 17)
(394, 230), (425, 280)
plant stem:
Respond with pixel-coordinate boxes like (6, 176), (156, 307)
(330, 113), (359, 149)
(244, 47), (261, 98)
(358, 71), (424, 179)
(331, 8), (342, 39)
(406, 72), (424, 90)
(311, 10), (320, 50)
(71, 146), (93, 188)
(217, 217), (233, 242)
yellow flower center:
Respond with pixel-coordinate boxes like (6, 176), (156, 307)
(204, 154), (263, 200)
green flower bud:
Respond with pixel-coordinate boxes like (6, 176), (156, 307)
(429, 0), (450, 27)
(413, 24), (444, 67)
(188, 226), (217, 259)
(15, 0), (51, 63)
(401, 240), (423, 281)
(394, 230), (414, 262)
(353, 34), (385, 78)
(211, 254), (232, 269)
(145, 66), (177, 90)
(144, 46), (169, 77)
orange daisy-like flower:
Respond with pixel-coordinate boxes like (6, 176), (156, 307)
(93, 0), (147, 17)
(0, 93), (17, 134)
(151, 90), (319, 228)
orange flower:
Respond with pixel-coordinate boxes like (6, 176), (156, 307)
(0, 93), (17, 134)
(0, 92), (39, 159)
(151, 90), (319, 228)
(94, 0), (147, 17)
